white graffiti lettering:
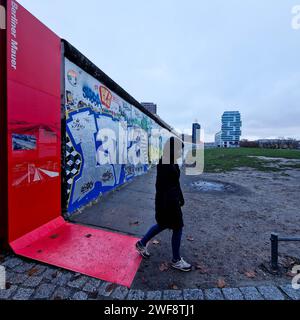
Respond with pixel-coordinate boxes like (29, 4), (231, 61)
(96, 128), (117, 166)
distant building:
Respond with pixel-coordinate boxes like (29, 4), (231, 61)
(141, 102), (157, 115)
(192, 123), (201, 145)
(215, 111), (242, 148)
(215, 131), (222, 147)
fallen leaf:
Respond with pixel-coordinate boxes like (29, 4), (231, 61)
(286, 271), (295, 278)
(170, 284), (179, 290)
(245, 271), (256, 279)
(196, 264), (209, 274)
(27, 268), (39, 277)
(217, 279), (226, 289)
(187, 236), (194, 242)
(105, 283), (117, 293)
(152, 240), (160, 245)
(159, 262), (169, 272)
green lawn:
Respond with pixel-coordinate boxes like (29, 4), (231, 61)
(204, 148), (300, 173)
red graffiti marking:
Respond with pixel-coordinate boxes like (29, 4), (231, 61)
(100, 86), (112, 109)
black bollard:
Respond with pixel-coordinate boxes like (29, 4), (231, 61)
(270, 233), (279, 270)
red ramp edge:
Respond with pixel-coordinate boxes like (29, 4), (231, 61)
(10, 217), (142, 288)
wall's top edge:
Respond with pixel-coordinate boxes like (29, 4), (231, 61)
(62, 39), (175, 134)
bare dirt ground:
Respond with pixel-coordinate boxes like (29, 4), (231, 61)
(73, 161), (300, 291)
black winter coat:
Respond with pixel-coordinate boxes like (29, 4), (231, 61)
(155, 160), (185, 230)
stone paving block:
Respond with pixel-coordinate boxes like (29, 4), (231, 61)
(98, 282), (117, 297)
(204, 288), (224, 300)
(0, 285), (18, 300)
(51, 287), (73, 300)
(12, 288), (34, 300)
(34, 284), (56, 299)
(280, 285), (300, 300)
(14, 262), (36, 274)
(127, 290), (145, 300)
(222, 288), (244, 300)
(183, 289), (204, 300)
(257, 286), (285, 301)
(67, 276), (89, 289)
(3, 257), (23, 269)
(6, 272), (29, 285)
(23, 276), (43, 288)
(72, 291), (88, 300)
(163, 290), (183, 300)
(146, 291), (162, 300)
(42, 268), (60, 281)
(239, 287), (264, 300)
(111, 286), (129, 300)
(54, 272), (73, 286)
(83, 278), (102, 293)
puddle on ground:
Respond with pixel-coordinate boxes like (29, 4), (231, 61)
(191, 181), (234, 192)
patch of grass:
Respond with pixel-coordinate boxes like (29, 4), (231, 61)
(204, 148), (300, 173)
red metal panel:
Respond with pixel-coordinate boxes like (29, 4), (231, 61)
(11, 218), (142, 288)
(6, 0), (61, 242)
(5, 1), (142, 287)
(0, 0), (8, 247)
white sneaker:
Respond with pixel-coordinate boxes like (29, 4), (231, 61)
(171, 258), (192, 272)
(136, 241), (151, 259)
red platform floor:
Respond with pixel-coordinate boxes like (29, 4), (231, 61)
(10, 217), (142, 288)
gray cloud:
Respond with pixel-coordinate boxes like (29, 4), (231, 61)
(19, 0), (300, 141)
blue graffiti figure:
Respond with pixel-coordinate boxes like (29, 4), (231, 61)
(83, 85), (101, 107)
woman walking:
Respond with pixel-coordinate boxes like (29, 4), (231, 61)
(136, 137), (192, 272)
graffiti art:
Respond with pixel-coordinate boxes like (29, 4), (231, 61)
(64, 58), (170, 214)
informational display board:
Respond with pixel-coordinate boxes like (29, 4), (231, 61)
(6, 0), (61, 242)
(0, 0), (7, 245)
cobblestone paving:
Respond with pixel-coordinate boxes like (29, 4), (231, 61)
(0, 253), (299, 301)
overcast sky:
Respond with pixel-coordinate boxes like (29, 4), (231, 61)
(18, 0), (300, 142)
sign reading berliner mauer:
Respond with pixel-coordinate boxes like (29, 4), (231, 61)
(6, 0), (61, 243)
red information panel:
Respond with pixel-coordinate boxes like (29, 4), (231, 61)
(0, 0), (7, 245)
(5, 1), (142, 286)
(6, 0), (61, 242)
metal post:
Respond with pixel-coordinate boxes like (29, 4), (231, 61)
(271, 233), (279, 270)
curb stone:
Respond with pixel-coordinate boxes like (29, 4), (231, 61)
(257, 286), (285, 301)
(2, 253), (300, 301)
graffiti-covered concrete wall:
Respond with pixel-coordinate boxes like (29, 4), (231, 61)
(64, 58), (172, 214)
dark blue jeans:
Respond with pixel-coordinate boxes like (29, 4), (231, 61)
(140, 224), (183, 262)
